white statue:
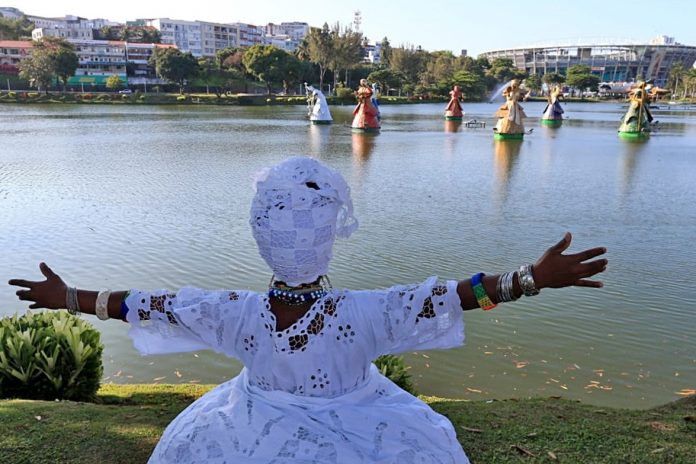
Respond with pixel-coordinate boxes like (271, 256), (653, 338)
(304, 83), (333, 124)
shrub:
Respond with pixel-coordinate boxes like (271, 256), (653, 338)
(0, 311), (103, 401)
(176, 95), (188, 102)
(27, 92), (39, 98)
(8, 91), (16, 98)
(335, 87), (354, 100)
(373, 354), (417, 395)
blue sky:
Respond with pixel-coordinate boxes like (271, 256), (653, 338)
(12, 0), (696, 56)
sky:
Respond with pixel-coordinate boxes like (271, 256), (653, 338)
(8, 0), (696, 56)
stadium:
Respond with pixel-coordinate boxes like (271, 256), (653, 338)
(479, 37), (696, 87)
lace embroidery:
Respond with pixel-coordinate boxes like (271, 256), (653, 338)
(416, 285), (448, 323)
(266, 294), (344, 354)
(138, 293), (179, 325)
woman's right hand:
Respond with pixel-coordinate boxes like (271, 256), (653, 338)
(8, 263), (68, 310)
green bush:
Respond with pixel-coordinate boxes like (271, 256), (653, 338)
(7, 91), (16, 98)
(373, 354), (417, 395)
(335, 87), (354, 99)
(27, 92), (39, 98)
(0, 311), (103, 401)
(176, 95), (188, 102)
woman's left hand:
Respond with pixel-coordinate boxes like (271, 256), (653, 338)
(532, 232), (607, 290)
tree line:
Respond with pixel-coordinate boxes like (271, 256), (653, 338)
(15, 23), (660, 100)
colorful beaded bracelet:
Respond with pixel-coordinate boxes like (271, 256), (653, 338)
(471, 273), (497, 310)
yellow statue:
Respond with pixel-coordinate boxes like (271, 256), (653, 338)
(494, 79), (528, 139)
(618, 81), (653, 138)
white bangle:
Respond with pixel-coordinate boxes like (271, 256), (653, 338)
(95, 290), (112, 320)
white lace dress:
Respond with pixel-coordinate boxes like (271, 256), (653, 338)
(126, 276), (469, 463)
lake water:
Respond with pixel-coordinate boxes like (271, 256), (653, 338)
(1, 101), (694, 409)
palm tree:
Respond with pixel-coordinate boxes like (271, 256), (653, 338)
(667, 62), (685, 98)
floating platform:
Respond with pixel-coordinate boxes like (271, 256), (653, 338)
(351, 127), (380, 134)
(445, 115), (463, 121)
(464, 119), (486, 128)
(494, 132), (523, 140)
(310, 120), (332, 125)
(541, 118), (563, 127)
(618, 130), (649, 140)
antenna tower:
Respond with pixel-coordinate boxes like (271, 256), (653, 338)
(353, 10), (362, 32)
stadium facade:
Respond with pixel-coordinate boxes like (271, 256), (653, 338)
(479, 37), (696, 87)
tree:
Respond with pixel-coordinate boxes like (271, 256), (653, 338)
(0, 15), (34, 40)
(105, 74), (123, 91)
(487, 58), (526, 84)
(566, 64), (600, 96)
(367, 68), (405, 94)
(242, 45), (293, 95)
(19, 50), (54, 94)
(524, 74), (542, 95)
(150, 48), (199, 94)
(18, 37), (78, 94)
(451, 70), (487, 100)
(667, 61), (686, 97)
(389, 45), (426, 85)
(53, 45), (79, 91)
(379, 37), (392, 67)
(542, 72), (565, 86)
(304, 24), (332, 91)
(328, 22), (363, 89)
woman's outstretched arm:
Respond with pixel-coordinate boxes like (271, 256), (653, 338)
(456, 232), (607, 311)
(9, 262), (127, 320)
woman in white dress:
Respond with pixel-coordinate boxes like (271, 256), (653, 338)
(10, 156), (608, 463)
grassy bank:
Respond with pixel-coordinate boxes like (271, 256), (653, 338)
(0, 384), (693, 463)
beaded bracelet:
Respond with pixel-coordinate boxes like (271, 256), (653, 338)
(471, 273), (497, 310)
(119, 291), (130, 322)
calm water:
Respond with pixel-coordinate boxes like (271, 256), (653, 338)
(1, 101), (694, 409)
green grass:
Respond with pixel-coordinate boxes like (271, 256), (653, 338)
(0, 385), (694, 463)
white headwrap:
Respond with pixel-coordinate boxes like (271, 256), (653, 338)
(250, 156), (358, 286)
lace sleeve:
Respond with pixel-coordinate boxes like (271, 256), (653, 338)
(125, 287), (254, 357)
(351, 276), (465, 357)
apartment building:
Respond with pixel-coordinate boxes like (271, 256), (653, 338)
(145, 18), (263, 57)
(0, 40), (32, 74)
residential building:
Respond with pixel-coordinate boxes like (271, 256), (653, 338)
(0, 40), (32, 74)
(263, 22), (308, 51)
(145, 18), (203, 56)
(145, 18), (263, 57)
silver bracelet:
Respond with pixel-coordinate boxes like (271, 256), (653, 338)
(518, 264), (540, 297)
(66, 286), (81, 315)
(95, 290), (112, 320)
(496, 271), (519, 303)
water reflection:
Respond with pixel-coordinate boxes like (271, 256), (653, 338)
(493, 139), (522, 204)
(351, 132), (376, 163)
(443, 120), (462, 133)
(308, 124), (330, 157)
(618, 138), (648, 200)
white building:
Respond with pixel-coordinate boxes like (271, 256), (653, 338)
(363, 43), (382, 64)
(146, 18), (203, 56)
(263, 22), (308, 51)
(146, 18), (263, 57)
(30, 15), (119, 41)
(0, 7), (24, 19)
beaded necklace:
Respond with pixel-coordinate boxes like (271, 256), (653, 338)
(268, 275), (331, 307)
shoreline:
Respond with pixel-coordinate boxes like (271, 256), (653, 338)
(0, 91), (645, 106)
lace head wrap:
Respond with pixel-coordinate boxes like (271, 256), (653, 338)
(250, 156), (358, 286)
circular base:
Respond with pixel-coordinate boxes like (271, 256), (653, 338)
(618, 130), (649, 139)
(541, 118), (563, 127)
(311, 120), (332, 125)
(494, 132), (524, 140)
(351, 127), (380, 133)
(445, 115), (463, 121)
